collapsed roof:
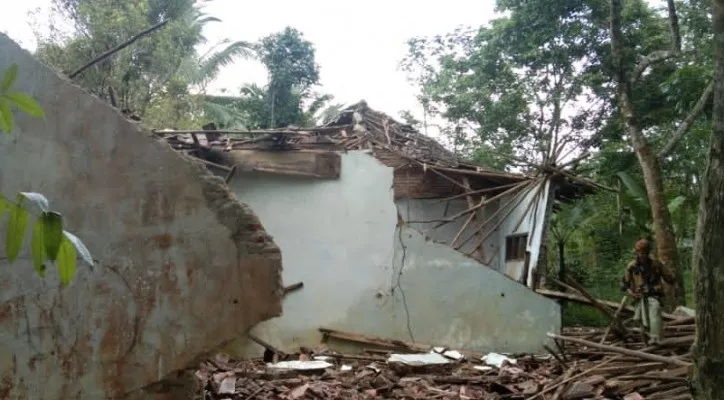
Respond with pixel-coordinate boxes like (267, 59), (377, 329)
(156, 100), (595, 201)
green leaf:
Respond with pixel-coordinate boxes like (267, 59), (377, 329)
(57, 236), (77, 286)
(5, 92), (45, 118)
(619, 189), (651, 226)
(667, 196), (687, 215)
(42, 212), (64, 261)
(0, 195), (8, 218)
(1, 64), (18, 93)
(6, 201), (30, 263)
(63, 230), (94, 268)
(19, 192), (50, 213)
(616, 171), (649, 205)
(31, 219), (47, 277)
(0, 98), (14, 133)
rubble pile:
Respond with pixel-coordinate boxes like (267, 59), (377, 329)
(194, 347), (558, 399)
(546, 316), (694, 400)
(194, 316), (694, 400)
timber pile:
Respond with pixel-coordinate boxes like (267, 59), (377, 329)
(542, 317), (694, 400)
(194, 319), (694, 400)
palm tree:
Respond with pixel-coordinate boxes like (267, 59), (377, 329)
(191, 39), (256, 91)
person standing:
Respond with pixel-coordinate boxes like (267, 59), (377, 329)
(621, 239), (675, 344)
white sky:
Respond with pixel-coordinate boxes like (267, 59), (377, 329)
(1, 0), (499, 121)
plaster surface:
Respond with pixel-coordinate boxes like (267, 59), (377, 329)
(228, 151), (559, 356)
(0, 34), (282, 399)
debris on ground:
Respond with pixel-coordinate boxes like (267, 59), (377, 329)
(195, 318), (694, 399)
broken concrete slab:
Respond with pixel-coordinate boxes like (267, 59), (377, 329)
(0, 34), (283, 399)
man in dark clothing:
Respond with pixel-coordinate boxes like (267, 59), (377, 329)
(621, 239), (675, 344)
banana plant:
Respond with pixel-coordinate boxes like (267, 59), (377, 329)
(616, 171), (688, 240)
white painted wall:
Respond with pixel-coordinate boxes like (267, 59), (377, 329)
(225, 151), (560, 356)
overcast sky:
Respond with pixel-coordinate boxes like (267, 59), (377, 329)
(1, 0), (499, 121)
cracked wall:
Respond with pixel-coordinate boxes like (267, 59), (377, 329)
(0, 35), (283, 399)
(227, 150), (560, 356)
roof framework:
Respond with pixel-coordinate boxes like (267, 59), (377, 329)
(154, 100), (601, 264)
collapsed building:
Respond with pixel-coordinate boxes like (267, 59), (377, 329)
(163, 101), (592, 356)
(0, 30), (593, 399)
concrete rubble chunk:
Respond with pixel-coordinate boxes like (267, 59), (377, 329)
(0, 33), (283, 399)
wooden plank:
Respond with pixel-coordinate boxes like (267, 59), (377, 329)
(461, 177), (484, 260)
(536, 288), (678, 320)
(226, 150), (341, 179)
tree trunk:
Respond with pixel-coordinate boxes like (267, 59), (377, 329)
(609, 0), (686, 310)
(558, 240), (566, 285)
(693, 0), (724, 397)
(634, 144), (686, 309)
(558, 240), (567, 310)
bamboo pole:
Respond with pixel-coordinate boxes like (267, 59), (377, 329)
(459, 179), (540, 252)
(601, 295), (629, 344)
(547, 333), (691, 366)
(461, 176), (484, 259)
(433, 181), (521, 204)
(449, 200), (480, 248)
(406, 180), (528, 225)
(453, 181), (535, 251)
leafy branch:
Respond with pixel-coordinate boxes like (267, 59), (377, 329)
(0, 64), (45, 132)
(0, 64), (94, 285)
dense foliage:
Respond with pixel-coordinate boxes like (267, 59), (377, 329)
(401, 0), (714, 319)
(25, 0), (719, 323)
(34, 0), (340, 130)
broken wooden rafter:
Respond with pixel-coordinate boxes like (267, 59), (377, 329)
(563, 276), (625, 335)
(191, 157), (232, 172)
(153, 125), (352, 136)
(457, 178), (541, 252)
(547, 333), (691, 367)
(459, 176), (484, 259)
(406, 179), (529, 226)
(224, 165), (237, 183)
(319, 327), (428, 353)
(510, 178), (547, 234)
(433, 181), (522, 204)
(601, 295), (629, 344)
(70, 19), (170, 79)
(501, 151), (616, 193)
(448, 199), (480, 249)
(282, 282), (304, 296)
(543, 344), (569, 369)
(535, 288), (678, 320)
(247, 334), (286, 358)
(525, 356), (620, 400)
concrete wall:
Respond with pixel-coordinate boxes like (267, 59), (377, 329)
(0, 35), (283, 399)
(228, 150), (559, 356)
